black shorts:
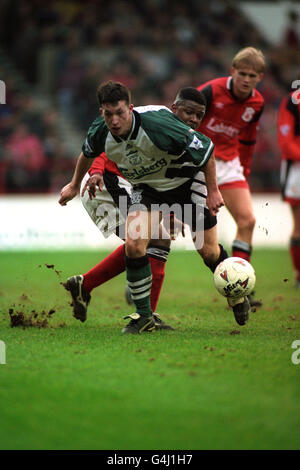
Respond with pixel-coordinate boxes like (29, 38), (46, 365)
(103, 171), (132, 219)
(128, 176), (217, 231)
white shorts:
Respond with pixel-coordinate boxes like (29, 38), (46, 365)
(216, 156), (248, 189)
(80, 172), (132, 238)
(281, 160), (300, 205)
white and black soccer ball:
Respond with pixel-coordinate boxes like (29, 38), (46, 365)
(213, 257), (256, 299)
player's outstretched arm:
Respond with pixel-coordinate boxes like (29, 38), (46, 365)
(59, 152), (94, 206)
(202, 152), (224, 216)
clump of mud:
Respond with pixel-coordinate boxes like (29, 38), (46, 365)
(40, 263), (62, 277)
(7, 262), (65, 328)
(9, 308), (56, 328)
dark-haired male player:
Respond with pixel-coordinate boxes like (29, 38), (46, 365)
(59, 83), (251, 333)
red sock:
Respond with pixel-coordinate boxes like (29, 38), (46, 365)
(232, 240), (252, 262)
(149, 257), (166, 312)
(290, 239), (300, 281)
(83, 244), (126, 293)
(232, 249), (251, 262)
(82, 245), (168, 305)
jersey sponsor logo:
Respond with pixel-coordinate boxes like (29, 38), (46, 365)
(241, 107), (256, 122)
(189, 135), (204, 150)
(120, 158), (168, 181)
(206, 117), (239, 138)
(280, 124), (290, 136)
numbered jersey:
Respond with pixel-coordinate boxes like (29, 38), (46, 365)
(197, 77), (264, 162)
(277, 93), (300, 162)
(278, 94), (300, 204)
(82, 106), (214, 191)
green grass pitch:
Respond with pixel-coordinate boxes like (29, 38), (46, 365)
(0, 249), (299, 450)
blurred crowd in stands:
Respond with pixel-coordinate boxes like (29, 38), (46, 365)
(0, 0), (299, 194)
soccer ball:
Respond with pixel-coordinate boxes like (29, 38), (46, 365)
(213, 257), (256, 299)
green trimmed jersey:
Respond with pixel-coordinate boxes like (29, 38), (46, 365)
(82, 105), (214, 191)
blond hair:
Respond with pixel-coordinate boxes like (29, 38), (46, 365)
(232, 47), (266, 74)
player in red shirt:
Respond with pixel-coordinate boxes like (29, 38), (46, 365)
(197, 47), (266, 306)
(277, 88), (300, 287)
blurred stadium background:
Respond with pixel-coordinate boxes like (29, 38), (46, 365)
(0, 0), (299, 250)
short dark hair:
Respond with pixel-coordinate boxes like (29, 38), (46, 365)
(174, 87), (206, 107)
(97, 81), (131, 106)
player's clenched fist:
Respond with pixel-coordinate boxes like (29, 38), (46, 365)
(206, 189), (224, 216)
(58, 182), (79, 206)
